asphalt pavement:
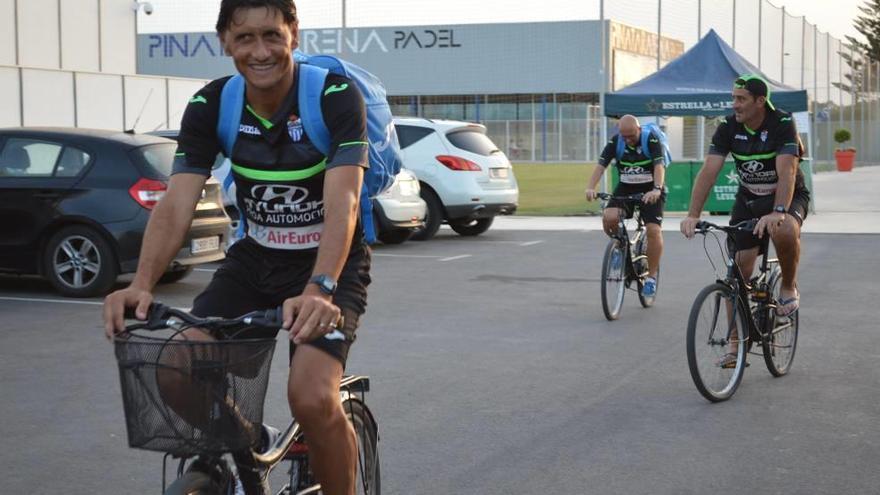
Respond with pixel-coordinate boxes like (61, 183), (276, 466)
(0, 167), (877, 494)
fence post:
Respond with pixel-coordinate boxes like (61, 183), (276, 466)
(541, 94), (547, 162)
(531, 96), (536, 162)
(780, 6), (785, 84)
(732, 0), (736, 49)
(758, 0), (762, 69)
(827, 34), (832, 162)
(505, 120), (510, 157)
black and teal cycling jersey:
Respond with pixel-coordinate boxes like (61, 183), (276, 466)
(173, 67), (368, 253)
(598, 133), (665, 188)
(709, 109), (805, 196)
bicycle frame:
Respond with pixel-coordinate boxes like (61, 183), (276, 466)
(120, 305), (376, 495)
(602, 193), (648, 285)
(255, 375), (372, 494)
(162, 377), (373, 495)
(709, 224), (777, 345)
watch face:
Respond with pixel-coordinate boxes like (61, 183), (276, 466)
(311, 275), (336, 294)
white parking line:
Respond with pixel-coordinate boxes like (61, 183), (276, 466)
(519, 240), (545, 246)
(439, 254), (473, 262)
(372, 253), (443, 259)
(0, 296), (102, 305)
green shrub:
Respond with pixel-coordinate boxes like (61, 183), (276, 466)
(834, 128), (851, 145)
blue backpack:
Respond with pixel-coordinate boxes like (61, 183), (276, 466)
(615, 122), (672, 166)
(216, 51), (402, 244)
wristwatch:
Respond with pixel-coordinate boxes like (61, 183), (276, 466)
(308, 274), (337, 295)
(653, 184), (663, 191)
(773, 205), (787, 214)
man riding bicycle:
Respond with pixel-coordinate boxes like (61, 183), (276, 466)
(681, 75), (809, 366)
(586, 114), (667, 298)
(103, 1), (369, 494)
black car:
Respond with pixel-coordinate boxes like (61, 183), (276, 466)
(0, 127), (229, 297)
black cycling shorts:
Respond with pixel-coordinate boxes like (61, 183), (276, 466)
(729, 186), (810, 253)
(607, 183), (666, 225)
(191, 237), (371, 366)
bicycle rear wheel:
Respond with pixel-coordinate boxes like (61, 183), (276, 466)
(345, 399), (380, 495)
(762, 267), (799, 376)
(686, 283), (748, 402)
(600, 239), (626, 321)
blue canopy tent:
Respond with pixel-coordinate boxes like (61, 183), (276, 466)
(604, 29), (808, 117)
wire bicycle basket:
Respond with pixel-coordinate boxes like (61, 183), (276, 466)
(114, 330), (276, 456)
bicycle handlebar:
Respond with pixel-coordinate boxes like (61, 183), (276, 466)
(122, 303), (283, 333)
(695, 218), (758, 234)
(596, 192), (645, 202)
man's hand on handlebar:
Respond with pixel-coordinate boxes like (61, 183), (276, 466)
(642, 189), (661, 205)
(680, 215), (702, 240)
(103, 286), (154, 339)
(283, 289), (343, 345)
(753, 211), (786, 239)
(585, 188), (598, 202)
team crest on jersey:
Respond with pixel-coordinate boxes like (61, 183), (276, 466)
(287, 114), (303, 142)
(760, 130), (768, 142)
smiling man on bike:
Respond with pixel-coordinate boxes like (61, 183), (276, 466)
(586, 114), (667, 298)
(681, 75), (808, 359)
(103, 1), (369, 494)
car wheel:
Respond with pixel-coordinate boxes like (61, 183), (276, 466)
(449, 217), (495, 236)
(411, 188), (443, 241)
(43, 225), (118, 297)
(158, 266), (194, 284)
(377, 228), (413, 245)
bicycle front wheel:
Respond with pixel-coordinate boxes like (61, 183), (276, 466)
(686, 283), (748, 402)
(345, 399), (380, 495)
(601, 239), (626, 321)
(762, 267), (799, 376)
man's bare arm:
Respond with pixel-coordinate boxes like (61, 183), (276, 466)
(130, 173), (208, 290)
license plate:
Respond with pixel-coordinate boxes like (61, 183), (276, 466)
(398, 180), (416, 196)
(191, 236), (219, 254)
(490, 168), (509, 179)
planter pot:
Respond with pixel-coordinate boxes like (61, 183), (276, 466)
(834, 149), (856, 172)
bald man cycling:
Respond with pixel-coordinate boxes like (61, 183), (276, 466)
(586, 115), (667, 298)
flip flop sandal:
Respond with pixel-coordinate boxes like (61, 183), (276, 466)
(716, 352), (749, 369)
(717, 352), (737, 369)
(776, 292), (800, 317)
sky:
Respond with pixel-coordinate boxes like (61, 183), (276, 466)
(138, 0), (867, 43)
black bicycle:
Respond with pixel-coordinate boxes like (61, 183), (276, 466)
(686, 220), (799, 402)
(597, 192), (658, 320)
(114, 303), (380, 494)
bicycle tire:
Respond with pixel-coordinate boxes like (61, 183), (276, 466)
(345, 399), (381, 495)
(600, 239), (626, 321)
(686, 283), (748, 402)
(762, 267), (799, 377)
(163, 468), (226, 495)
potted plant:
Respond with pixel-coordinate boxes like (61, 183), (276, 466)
(833, 128), (856, 172)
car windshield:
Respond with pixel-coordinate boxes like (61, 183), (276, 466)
(132, 143), (176, 178)
(445, 128), (500, 157)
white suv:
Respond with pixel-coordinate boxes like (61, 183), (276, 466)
(393, 117), (519, 240)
